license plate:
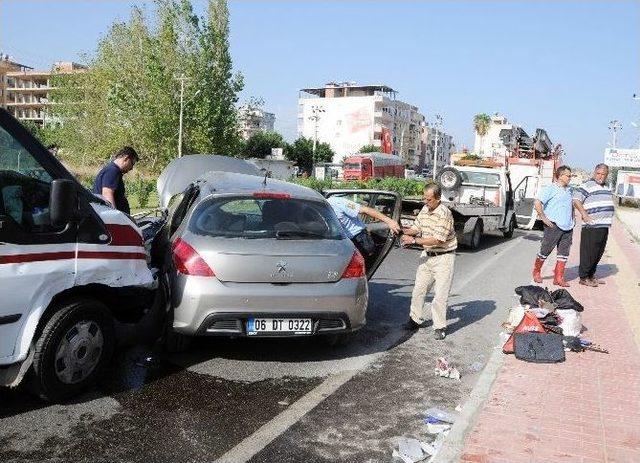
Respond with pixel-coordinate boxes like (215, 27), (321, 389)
(247, 318), (312, 335)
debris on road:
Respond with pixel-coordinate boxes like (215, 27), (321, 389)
(426, 422), (451, 434)
(393, 437), (433, 463)
(434, 357), (461, 380)
(424, 407), (458, 424)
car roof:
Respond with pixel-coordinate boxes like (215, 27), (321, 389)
(197, 171), (326, 201)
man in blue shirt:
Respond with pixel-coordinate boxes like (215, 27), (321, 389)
(532, 165), (575, 287)
(327, 195), (400, 260)
(92, 146), (138, 215)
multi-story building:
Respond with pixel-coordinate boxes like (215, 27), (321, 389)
(0, 57), (86, 126)
(297, 82), (425, 165)
(237, 104), (276, 140)
(420, 125), (454, 173)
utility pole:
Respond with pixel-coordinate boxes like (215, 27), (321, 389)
(432, 114), (443, 180)
(308, 105), (325, 172)
(176, 74), (189, 158)
(608, 120), (622, 149)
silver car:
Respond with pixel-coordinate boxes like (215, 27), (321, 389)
(157, 156), (400, 346)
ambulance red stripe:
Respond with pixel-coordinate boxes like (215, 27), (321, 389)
(0, 251), (146, 264)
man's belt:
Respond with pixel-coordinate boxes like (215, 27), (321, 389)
(424, 249), (455, 257)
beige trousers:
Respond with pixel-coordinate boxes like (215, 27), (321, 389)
(409, 252), (455, 330)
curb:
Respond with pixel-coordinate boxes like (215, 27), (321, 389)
(432, 339), (505, 463)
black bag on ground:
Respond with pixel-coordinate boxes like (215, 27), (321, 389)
(550, 289), (584, 312)
(514, 285), (554, 307)
(514, 332), (565, 363)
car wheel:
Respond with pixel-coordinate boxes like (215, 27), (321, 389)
(30, 299), (114, 402)
(437, 167), (463, 191)
(470, 220), (483, 249)
(503, 216), (516, 238)
(163, 310), (191, 353)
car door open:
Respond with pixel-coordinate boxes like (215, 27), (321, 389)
(323, 189), (401, 279)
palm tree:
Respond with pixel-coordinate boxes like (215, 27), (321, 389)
(473, 113), (491, 155)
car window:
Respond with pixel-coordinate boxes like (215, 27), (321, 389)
(0, 124), (58, 233)
(190, 196), (344, 240)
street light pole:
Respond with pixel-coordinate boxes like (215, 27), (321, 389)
(432, 114), (442, 180)
(608, 120), (622, 149)
(176, 74), (189, 158)
(308, 105), (324, 174)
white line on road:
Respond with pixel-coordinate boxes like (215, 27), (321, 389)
(215, 235), (525, 463)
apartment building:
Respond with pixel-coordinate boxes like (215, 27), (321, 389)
(420, 125), (454, 172)
(237, 104), (276, 140)
(297, 82), (425, 165)
(0, 57), (86, 125)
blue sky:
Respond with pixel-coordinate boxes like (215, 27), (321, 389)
(1, 0), (639, 169)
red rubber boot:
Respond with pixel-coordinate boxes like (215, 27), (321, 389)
(532, 257), (544, 284)
(553, 261), (570, 287)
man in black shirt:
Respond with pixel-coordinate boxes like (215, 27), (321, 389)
(92, 146), (138, 214)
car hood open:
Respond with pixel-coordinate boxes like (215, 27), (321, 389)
(157, 154), (262, 208)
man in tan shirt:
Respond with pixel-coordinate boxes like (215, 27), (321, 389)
(401, 183), (457, 340)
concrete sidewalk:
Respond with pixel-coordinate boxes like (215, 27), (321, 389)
(457, 211), (640, 463)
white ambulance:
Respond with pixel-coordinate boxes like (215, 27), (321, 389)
(0, 108), (159, 401)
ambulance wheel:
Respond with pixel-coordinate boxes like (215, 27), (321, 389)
(30, 299), (114, 402)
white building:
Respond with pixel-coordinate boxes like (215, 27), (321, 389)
(473, 114), (516, 158)
(420, 125), (454, 172)
(238, 105), (276, 140)
(297, 82), (425, 165)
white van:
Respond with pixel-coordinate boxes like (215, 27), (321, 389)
(0, 108), (159, 401)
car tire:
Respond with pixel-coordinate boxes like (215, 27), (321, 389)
(503, 216), (516, 238)
(29, 299), (115, 402)
(437, 167), (463, 191)
(163, 311), (191, 353)
(469, 220), (483, 249)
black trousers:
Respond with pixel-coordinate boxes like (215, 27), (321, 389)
(579, 227), (609, 279)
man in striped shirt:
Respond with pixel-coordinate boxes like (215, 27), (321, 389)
(573, 164), (614, 287)
(401, 183), (457, 340)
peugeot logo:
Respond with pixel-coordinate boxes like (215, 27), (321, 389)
(276, 261), (288, 274)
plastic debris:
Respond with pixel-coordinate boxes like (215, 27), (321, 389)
(434, 357), (461, 380)
(393, 437), (431, 463)
(469, 361), (484, 372)
(424, 407), (458, 424)
(426, 422), (451, 434)
(454, 404), (463, 412)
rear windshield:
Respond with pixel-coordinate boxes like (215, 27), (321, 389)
(190, 196), (345, 240)
(461, 171), (501, 186)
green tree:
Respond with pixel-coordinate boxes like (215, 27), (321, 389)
(473, 113), (491, 155)
(49, 0), (243, 171)
(358, 144), (379, 153)
(286, 137), (334, 174)
(242, 131), (287, 159)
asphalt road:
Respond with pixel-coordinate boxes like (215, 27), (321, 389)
(0, 229), (541, 463)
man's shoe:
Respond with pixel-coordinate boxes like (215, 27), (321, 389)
(579, 278), (598, 287)
(591, 276), (606, 285)
(434, 329), (446, 340)
(405, 319), (421, 331)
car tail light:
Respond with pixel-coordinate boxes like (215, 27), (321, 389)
(341, 251), (365, 279)
(172, 238), (215, 277)
(252, 192), (291, 199)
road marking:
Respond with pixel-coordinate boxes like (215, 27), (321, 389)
(215, 235), (525, 463)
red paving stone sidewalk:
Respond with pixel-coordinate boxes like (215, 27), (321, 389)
(461, 220), (640, 463)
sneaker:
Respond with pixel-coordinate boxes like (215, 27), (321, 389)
(590, 276), (606, 285)
(434, 329), (446, 340)
(579, 278), (598, 287)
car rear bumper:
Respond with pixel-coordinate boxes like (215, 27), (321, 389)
(170, 275), (368, 336)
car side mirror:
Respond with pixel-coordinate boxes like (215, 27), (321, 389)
(50, 179), (78, 227)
